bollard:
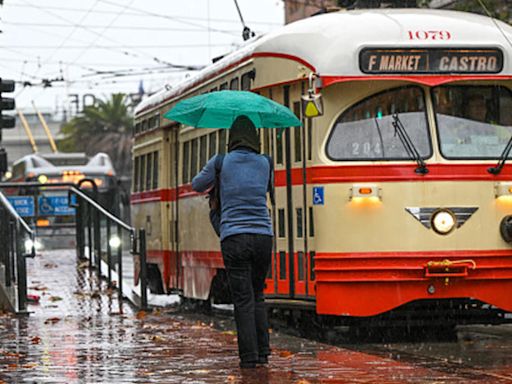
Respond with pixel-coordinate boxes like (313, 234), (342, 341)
(138, 228), (148, 310)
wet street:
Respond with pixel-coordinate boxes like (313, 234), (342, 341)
(2, 250), (512, 383)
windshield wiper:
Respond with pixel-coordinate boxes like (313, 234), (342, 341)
(488, 134), (512, 175)
(391, 113), (428, 174)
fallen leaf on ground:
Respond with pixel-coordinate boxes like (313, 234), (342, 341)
(49, 296), (62, 302)
(43, 263), (58, 269)
(30, 336), (41, 344)
(278, 350), (293, 358)
(150, 335), (165, 342)
(27, 294), (40, 303)
(136, 311), (146, 320)
(44, 317), (61, 325)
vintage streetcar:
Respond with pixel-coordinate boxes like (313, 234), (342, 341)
(132, 8), (512, 326)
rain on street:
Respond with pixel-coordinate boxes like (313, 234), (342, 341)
(2, 249), (512, 383)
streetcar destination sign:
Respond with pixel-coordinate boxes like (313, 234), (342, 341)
(360, 48), (503, 74)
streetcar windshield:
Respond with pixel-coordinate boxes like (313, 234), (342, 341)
(433, 85), (512, 159)
(326, 86), (431, 160)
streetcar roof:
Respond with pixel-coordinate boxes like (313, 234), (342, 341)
(13, 152), (115, 176)
(135, 8), (512, 116)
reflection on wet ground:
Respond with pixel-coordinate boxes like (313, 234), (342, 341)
(1, 250), (512, 383)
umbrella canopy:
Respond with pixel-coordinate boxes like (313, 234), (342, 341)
(163, 90), (301, 128)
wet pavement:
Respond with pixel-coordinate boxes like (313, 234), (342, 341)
(1, 250), (512, 383)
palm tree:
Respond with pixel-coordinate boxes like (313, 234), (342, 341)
(59, 93), (133, 183)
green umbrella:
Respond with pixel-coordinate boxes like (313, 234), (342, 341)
(163, 90), (301, 128)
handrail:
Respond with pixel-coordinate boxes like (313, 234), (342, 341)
(69, 187), (134, 233)
(0, 191), (33, 235)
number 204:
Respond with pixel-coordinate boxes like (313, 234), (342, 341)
(408, 30), (451, 40)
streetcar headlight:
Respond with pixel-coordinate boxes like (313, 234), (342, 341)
(109, 236), (121, 249)
(38, 174), (48, 184)
(431, 209), (456, 235)
(24, 239), (34, 253)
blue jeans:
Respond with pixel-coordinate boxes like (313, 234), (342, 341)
(221, 233), (273, 363)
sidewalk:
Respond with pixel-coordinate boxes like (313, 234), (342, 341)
(0, 249), (500, 383)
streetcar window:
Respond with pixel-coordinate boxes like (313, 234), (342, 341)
(296, 207), (303, 238)
(298, 251), (304, 281)
(146, 152), (152, 191)
(309, 207), (314, 237)
(433, 85), (512, 159)
(219, 82), (228, 90)
(241, 70), (254, 91)
(141, 119), (148, 132)
(133, 156), (140, 192)
(309, 251), (316, 280)
(191, 138), (199, 179)
(209, 132), (217, 158)
(276, 130), (283, 164)
(182, 141), (190, 184)
(229, 78), (239, 90)
(279, 251), (286, 280)
(135, 122), (141, 135)
(278, 208), (285, 238)
(199, 135), (207, 169)
(262, 129), (270, 155)
(326, 86), (431, 161)
(293, 101), (302, 163)
(219, 130), (227, 154)
(138, 155), (146, 192)
(152, 151), (158, 190)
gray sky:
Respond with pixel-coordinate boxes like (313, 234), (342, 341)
(0, 0), (284, 113)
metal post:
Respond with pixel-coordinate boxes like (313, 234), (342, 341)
(106, 218), (112, 287)
(87, 204), (93, 268)
(139, 228), (148, 310)
(94, 207), (101, 280)
(7, 221), (15, 287)
(15, 223), (27, 312)
(0, 209), (8, 286)
(117, 224), (123, 312)
(76, 197), (85, 260)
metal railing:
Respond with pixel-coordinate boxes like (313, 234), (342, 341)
(69, 180), (148, 310)
(0, 190), (35, 313)
(0, 181), (149, 312)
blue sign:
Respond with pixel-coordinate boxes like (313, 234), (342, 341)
(7, 196), (35, 217)
(38, 195), (75, 216)
(313, 186), (324, 205)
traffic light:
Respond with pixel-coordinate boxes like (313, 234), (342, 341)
(0, 79), (15, 129)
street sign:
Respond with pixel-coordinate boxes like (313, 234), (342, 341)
(7, 196), (35, 217)
(38, 195), (75, 216)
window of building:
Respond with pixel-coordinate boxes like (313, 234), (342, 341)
(278, 208), (285, 238)
(219, 130), (227, 154)
(296, 208), (303, 238)
(219, 82), (228, 90)
(298, 251), (304, 281)
(279, 251), (286, 280)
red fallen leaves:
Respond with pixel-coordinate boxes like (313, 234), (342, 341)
(136, 311), (147, 320)
(278, 350), (294, 358)
(44, 317), (61, 325)
(26, 294), (40, 303)
(30, 336), (41, 345)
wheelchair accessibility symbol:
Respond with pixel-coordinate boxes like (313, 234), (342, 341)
(313, 186), (324, 205)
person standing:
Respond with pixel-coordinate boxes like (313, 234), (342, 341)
(192, 115), (274, 369)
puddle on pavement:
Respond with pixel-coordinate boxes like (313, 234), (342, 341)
(1, 250), (512, 383)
